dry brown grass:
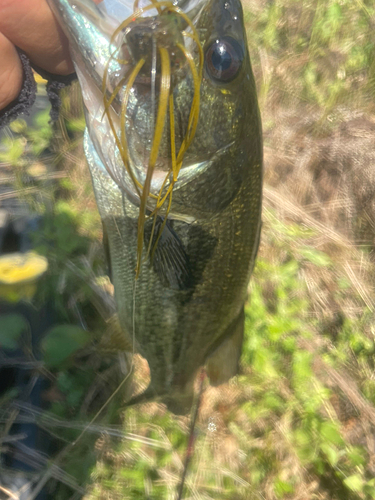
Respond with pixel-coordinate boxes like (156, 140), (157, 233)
(264, 109), (375, 249)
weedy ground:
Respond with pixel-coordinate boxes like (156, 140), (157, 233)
(0, 0), (375, 499)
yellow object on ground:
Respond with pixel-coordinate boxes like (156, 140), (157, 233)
(0, 252), (48, 302)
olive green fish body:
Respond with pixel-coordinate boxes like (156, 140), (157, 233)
(49, 0), (262, 413)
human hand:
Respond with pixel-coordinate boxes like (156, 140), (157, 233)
(0, 0), (101, 110)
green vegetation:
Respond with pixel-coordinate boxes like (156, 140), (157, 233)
(245, 0), (375, 114)
(1, 0), (375, 499)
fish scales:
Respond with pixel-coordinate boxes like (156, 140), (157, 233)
(49, 0), (263, 414)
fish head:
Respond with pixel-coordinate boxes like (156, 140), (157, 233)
(47, 0), (259, 214)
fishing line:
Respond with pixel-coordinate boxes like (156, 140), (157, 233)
(150, 34), (157, 178)
(136, 46), (171, 276)
(169, 93), (177, 180)
(149, 191), (173, 263)
(145, 164), (173, 262)
(176, 369), (207, 500)
(132, 275), (137, 361)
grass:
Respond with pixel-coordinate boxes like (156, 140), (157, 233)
(0, 0), (375, 498)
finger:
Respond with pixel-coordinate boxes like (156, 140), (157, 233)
(0, 0), (74, 75)
(0, 31), (23, 109)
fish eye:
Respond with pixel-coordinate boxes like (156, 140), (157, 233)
(205, 36), (244, 83)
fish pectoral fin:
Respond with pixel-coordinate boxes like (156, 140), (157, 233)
(206, 308), (245, 386)
(146, 217), (193, 291)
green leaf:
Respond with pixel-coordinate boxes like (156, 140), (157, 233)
(33, 108), (51, 129)
(300, 247), (332, 267)
(294, 429), (317, 462)
(41, 325), (90, 368)
(59, 178), (75, 191)
(274, 479), (294, 498)
(0, 314), (28, 350)
(348, 447), (366, 467)
(343, 474), (364, 493)
(319, 421), (343, 446)
(264, 391), (284, 411)
(0, 137), (25, 165)
(293, 351), (313, 381)
(282, 336), (296, 353)
(9, 119), (27, 134)
(320, 443), (338, 467)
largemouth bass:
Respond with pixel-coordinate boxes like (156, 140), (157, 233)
(48, 0), (262, 414)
